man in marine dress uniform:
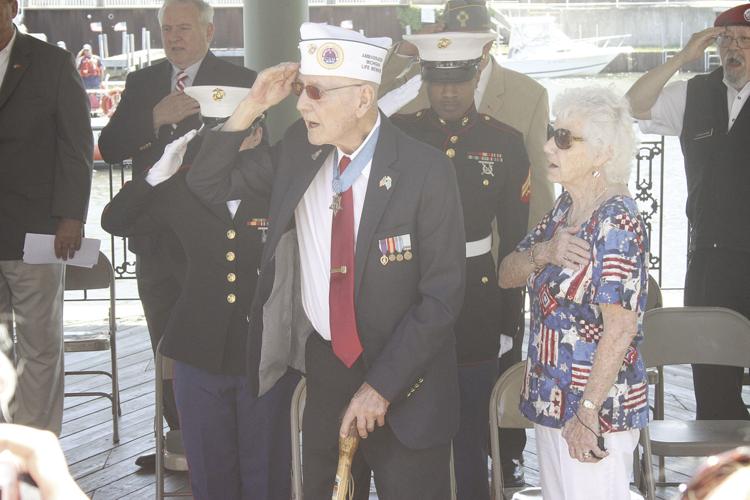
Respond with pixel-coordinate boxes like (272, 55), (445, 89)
(627, 3), (750, 422)
(102, 89), (295, 499)
(379, 3), (549, 482)
(391, 31), (530, 500)
(187, 23), (466, 500)
(97, 0), (258, 468)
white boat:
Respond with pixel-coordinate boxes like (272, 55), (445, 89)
(496, 17), (633, 78)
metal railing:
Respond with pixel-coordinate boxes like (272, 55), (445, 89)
(22, 0), (408, 7)
(104, 135), (668, 290)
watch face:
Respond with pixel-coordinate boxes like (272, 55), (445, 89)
(582, 399), (596, 409)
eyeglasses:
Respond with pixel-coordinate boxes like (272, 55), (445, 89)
(549, 127), (585, 150)
(291, 81), (364, 100)
(716, 34), (750, 49)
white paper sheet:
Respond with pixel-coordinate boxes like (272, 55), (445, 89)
(22, 233), (101, 268)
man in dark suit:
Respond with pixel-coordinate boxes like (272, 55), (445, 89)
(97, 0), (257, 467)
(188, 23), (466, 500)
(0, 0), (92, 434)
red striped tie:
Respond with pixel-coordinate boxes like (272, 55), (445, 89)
(329, 156), (363, 368)
(175, 71), (187, 92)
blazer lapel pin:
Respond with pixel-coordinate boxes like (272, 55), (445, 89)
(378, 175), (392, 190)
(311, 149), (322, 161)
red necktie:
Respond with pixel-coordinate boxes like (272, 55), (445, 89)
(329, 156), (363, 367)
(175, 71), (187, 92)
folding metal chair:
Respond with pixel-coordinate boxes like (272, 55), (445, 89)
(490, 362), (650, 500)
(155, 337), (189, 500)
(63, 251), (120, 442)
(290, 377), (457, 499)
(638, 306), (750, 498)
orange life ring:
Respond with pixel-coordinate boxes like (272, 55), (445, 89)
(101, 89), (121, 117)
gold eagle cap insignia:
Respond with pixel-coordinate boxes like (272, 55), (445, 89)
(437, 38), (452, 49)
(211, 88), (225, 101)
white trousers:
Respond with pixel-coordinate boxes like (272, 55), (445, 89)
(0, 261), (64, 435)
(534, 424), (642, 500)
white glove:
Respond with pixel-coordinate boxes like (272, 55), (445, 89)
(378, 74), (422, 117)
(498, 334), (514, 358)
(145, 129), (198, 186)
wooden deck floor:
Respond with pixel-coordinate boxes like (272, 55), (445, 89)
(61, 308), (745, 499)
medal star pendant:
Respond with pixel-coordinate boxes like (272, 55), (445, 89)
(330, 194), (342, 216)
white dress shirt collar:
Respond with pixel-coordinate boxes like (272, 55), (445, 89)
(0, 27), (18, 89)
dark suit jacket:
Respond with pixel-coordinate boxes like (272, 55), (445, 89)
(187, 116), (466, 450)
(97, 51), (257, 260)
(0, 31), (92, 260)
(101, 172), (268, 374)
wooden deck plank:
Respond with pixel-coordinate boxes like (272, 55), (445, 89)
(59, 312), (748, 499)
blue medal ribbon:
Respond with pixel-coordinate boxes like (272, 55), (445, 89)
(332, 125), (381, 195)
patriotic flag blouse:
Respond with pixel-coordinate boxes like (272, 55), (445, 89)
(517, 192), (650, 432)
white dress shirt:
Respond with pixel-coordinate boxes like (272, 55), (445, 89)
(639, 77), (750, 136)
(0, 28), (18, 89)
(295, 115), (380, 340)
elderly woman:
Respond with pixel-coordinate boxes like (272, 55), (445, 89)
(498, 86), (649, 499)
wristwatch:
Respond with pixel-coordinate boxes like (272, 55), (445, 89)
(581, 399), (598, 410)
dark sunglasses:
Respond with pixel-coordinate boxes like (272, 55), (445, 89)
(549, 127), (585, 150)
(291, 80), (364, 100)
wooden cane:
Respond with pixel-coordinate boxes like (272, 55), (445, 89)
(332, 423), (360, 500)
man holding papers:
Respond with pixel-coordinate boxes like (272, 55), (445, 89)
(0, 0), (93, 434)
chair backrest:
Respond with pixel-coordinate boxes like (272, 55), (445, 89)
(490, 361), (533, 430)
(641, 307), (750, 369)
(645, 274), (663, 311)
(65, 251), (114, 291)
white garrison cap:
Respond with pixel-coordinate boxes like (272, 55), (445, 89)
(403, 31), (495, 63)
(184, 86), (249, 118)
(298, 22), (392, 84)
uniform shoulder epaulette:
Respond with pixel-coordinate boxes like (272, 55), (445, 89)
(480, 114), (524, 139)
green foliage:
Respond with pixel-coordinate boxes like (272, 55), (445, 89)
(397, 6), (422, 32)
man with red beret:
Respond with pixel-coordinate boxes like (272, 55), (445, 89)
(627, 4), (750, 421)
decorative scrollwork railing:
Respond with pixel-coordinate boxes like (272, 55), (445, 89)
(633, 136), (665, 285)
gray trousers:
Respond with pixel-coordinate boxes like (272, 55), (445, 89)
(0, 261), (64, 435)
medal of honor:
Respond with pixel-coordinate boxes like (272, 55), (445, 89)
(330, 194), (342, 216)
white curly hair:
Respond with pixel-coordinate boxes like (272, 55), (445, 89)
(552, 86), (637, 184)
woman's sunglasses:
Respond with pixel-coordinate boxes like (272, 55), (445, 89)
(291, 80), (364, 100)
(549, 127), (585, 150)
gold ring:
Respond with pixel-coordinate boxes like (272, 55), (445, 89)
(583, 451), (591, 459)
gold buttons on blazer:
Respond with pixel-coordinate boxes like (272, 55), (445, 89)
(226, 251), (236, 262)
(227, 293), (236, 304)
(446, 148), (456, 158)
(481, 276), (489, 284)
(483, 179), (490, 186)
(450, 135), (459, 144)
(227, 273), (237, 283)
(226, 229), (237, 240)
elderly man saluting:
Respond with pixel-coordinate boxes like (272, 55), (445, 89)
(627, 4), (750, 422)
(187, 23), (466, 499)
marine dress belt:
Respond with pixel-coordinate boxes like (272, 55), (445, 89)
(465, 234), (492, 258)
